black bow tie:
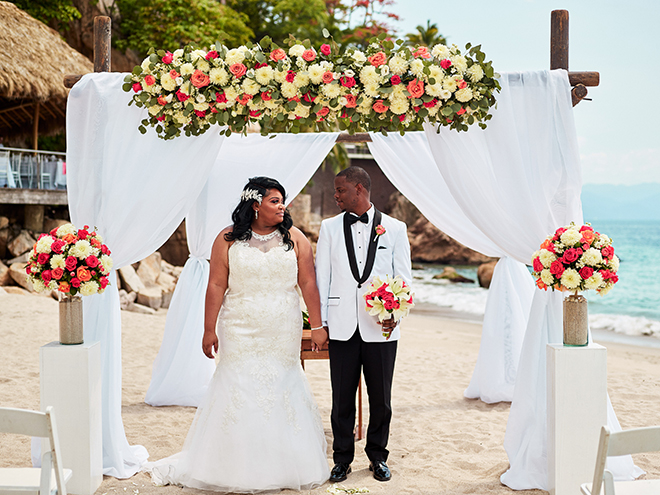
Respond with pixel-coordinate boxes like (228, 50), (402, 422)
(346, 212), (369, 225)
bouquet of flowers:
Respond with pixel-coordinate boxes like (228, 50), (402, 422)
(25, 224), (113, 297)
(363, 275), (414, 334)
(531, 222), (619, 295)
(123, 32), (499, 140)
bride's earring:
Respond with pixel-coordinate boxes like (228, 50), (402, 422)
(255, 210), (259, 220)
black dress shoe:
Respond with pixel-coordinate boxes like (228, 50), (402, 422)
(329, 462), (352, 483)
(369, 460), (391, 482)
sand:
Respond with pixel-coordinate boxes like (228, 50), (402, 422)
(2, 294), (660, 495)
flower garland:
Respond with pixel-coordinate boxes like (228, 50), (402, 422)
(123, 33), (500, 139)
(531, 223), (619, 295)
(25, 224), (113, 297)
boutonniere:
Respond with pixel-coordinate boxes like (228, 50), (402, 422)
(374, 224), (386, 241)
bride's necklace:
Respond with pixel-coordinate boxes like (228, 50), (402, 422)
(252, 229), (279, 241)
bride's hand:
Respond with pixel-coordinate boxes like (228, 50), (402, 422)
(311, 327), (328, 352)
(202, 331), (218, 359)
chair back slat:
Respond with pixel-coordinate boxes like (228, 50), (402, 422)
(607, 426), (660, 457)
(0, 407), (50, 437)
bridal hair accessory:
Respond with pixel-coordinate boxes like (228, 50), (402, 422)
(241, 188), (263, 204)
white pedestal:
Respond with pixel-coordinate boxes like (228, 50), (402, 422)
(547, 343), (607, 495)
(40, 341), (103, 495)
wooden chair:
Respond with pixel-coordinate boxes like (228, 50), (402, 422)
(580, 425), (660, 495)
(0, 406), (72, 495)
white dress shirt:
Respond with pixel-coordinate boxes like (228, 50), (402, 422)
(348, 205), (374, 273)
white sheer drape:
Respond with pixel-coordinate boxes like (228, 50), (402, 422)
(367, 131), (533, 403)
(145, 132), (339, 406)
(66, 72), (226, 477)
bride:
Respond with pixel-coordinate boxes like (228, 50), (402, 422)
(146, 177), (330, 492)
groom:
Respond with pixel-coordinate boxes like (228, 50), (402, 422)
(314, 166), (412, 483)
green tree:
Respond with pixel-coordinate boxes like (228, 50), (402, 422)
(114, 0), (253, 56)
(8, 0), (80, 25)
(405, 19), (446, 47)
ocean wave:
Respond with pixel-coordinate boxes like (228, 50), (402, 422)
(413, 277), (488, 315)
(589, 313), (660, 339)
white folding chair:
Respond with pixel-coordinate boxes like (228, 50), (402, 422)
(581, 425), (660, 495)
(0, 406), (72, 495)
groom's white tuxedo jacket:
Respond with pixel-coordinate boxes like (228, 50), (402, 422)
(315, 207), (412, 343)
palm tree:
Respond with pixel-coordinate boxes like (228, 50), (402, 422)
(405, 20), (446, 47)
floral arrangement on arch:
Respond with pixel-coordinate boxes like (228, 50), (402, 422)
(531, 223), (619, 295)
(25, 224), (113, 297)
(123, 32), (500, 139)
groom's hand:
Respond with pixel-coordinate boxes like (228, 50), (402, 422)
(379, 317), (396, 340)
(311, 327), (329, 352)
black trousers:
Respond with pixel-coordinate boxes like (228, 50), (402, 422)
(329, 329), (397, 464)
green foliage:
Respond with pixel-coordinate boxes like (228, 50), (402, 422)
(114, 0), (253, 57)
(9, 0), (80, 25)
(405, 20), (446, 47)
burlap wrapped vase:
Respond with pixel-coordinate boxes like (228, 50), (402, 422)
(59, 296), (83, 345)
(563, 294), (588, 346)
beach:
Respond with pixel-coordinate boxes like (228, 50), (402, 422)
(2, 294), (660, 494)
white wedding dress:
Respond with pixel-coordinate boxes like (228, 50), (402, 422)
(145, 230), (330, 492)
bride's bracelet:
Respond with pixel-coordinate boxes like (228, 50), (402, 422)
(310, 326), (325, 331)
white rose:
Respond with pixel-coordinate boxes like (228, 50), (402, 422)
(140, 57), (151, 72)
(289, 44), (305, 58)
(175, 76), (184, 86)
(352, 50), (367, 64)
(173, 49), (184, 60)
(160, 73), (176, 91)
(455, 87), (473, 102)
(320, 61), (334, 71)
(225, 48), (245, 65)
(191, 49), (207, 61)
(196, 94), (206, 103)
(193, 102), (209, 111)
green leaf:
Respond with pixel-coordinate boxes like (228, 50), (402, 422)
(149, 53), (159, 64)
(259, 36), (272, 49)
(441, 106), (453, 117)
(138, 125), (147, 134)
(379, 86), (394, 94)
(245, 41), (254, 49)
(428, 78), (436, 85)
(123, 74), (134, 83)
(132, 66), (143, 76)
(122, 83), (132, 92)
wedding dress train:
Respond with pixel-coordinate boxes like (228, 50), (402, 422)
(145, 231), (329, 492)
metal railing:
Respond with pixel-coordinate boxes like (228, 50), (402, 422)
(0, 147), (67, 190)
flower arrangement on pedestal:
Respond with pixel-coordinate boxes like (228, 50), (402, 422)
(531, 222), (619, 295)
(26, 224), (113, 297)
(363, 275), (414, 337)
(531, 222), (619, 346)
(123, 32), (500, 140)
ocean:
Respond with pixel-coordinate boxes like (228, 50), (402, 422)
(412, 220), (660, 342)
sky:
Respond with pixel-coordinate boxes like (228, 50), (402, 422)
(384, 0), (660, 185)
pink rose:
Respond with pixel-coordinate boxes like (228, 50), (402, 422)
(236, 94), (252, 106)
(340, 76), (356, 88)
(169, 69), (179, 79)
(205, 50), (218, 60)
(367, 51), (387, 67)
(390, 75), (401, 85)
(41, 270), (52, 283)
(412, 46), (431, 59)
(302, 49), (316, 62)
(532, 257), (544, 273)
(579, 267), (594, 280)
(162, 52), (173, 64)
(322, 72), (334, 84)
(550, 260), (565, 277)
(37, 253), (50, 265)
(144, 75), (155, 86)
(562, 248), (579, 264)
(372, 100), (389, 114)
(344, 94), (357, 108)
(99, 276), (109, 289)
(191, 70), (210, 88)
(440, 59), (452, 69)
(320, 44), (331, 56)
(406, 79), (425, 99)
(375, 224), (386, 236)
(132, 82), (142, 93)
(286, 70), (296, 83)
(157, 95), (168, 106)
(52, 267), (64, 280)
(269, 49), (286, 62)
(601, 245), (614, 260)
(457, 79), (467, 89)
(230, 63), (247, 78)
(316, 107), (330, 118)
(65, 256), (77, 271)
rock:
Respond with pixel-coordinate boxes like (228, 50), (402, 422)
(137, 252), (162, 286)
(5, 252), (31, 265)
(158, 221), (189, 267)
(477, 260), (499, 289)
(130, 303), (157, 315)
(43, 218), (70, 234)
(3, 286), (30, 295)
(433, 267), (475, 284)
(288, 193), (312, 233)
(156, 271), (176, 292)
(0, 286), (6, 295)
(0, 226), (8, 259)
(0, 216), (8, 230)
(161, 260), (183, 278)
(161, 289), (174, 309)
(118, 289), (137, 311)
(9, 262), (29, 290)
(408, 217), (493, 265)
(7, 230), (35, 258)
(118, 265), (146, 293)
(385, 191), (423, 227)
(136, 285), (162, 309)
(0, 260), (12, 286)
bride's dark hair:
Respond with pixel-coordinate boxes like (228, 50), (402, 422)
(224, 177), (294, 250)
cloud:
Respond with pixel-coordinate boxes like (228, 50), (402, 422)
(580, 148), (660, 185)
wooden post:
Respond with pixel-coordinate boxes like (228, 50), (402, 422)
(32, 100), (40, 151)
(94, 16), (111, 72)
(551, 10), (569, 70)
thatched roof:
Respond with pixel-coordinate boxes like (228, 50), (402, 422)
(0, 1), (93, 144)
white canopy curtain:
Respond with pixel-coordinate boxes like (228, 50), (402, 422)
(66, 72), (227, 478)
(145, 132), (339, 407)
(367, 131), (534, 404)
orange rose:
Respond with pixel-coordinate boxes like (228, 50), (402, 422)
(344, 94), (357, 108)
(368, 51), (387, 67)
(581, 230), (596, 243)
(372, 100), (389, 114)
(77, 266), (92, 282)
(540, 239), (554, 251)
(406, 79), (425, 99)
(269, 49), (286, 62)
(62, 234), (76, 243)
(59, 281), (71, 293)
(322, 71), (334, 84)
(229, 63), (247, 78)
(191, 70), (210, 88)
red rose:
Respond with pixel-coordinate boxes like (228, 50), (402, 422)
(390, 75), (401, 85)
(52, 267), (64, 280)
(322, 72), (334, 84)
(423, 98), (438, 108)
(205, 50), (218, 60)
(457, 79), (467, 89)
(194, 110), (206, 118)
(344, 94), (357, 108)
(71, 277), (81, 288)
(41, 270), (52, 283)
(579, 225), (594, 232)
(78, 228), (89, 239)
(261, 91), (272, 101)
(191, 70), (210, 88)
(562, 248), (579, 264)
(406, 79), (425, 99)
(65, 256), (77, 271)
(601, 245), (614, 260)
(532, 257), (544, 272)
(398, 115), (406, 122)
(144, 75), (155, 86)
(156, 115), (165, 121)
(162, 52), (173, 64)
(372, 100), (389, 114)
(456, 107), (466, 115)
(99, 276), (109, 289)
(440, 59), (452, 69)
(37, 253), (50, 265)
(367, 51), (387, 67)
(320, 44), (331, 56)
(249, 110), (262, 118)
(340, 76), (356, 88)
(176, 90), (189, 102)
(316, 107), (330, 117)
(302, 49), (316, 62)
(286, 70), (296, 83)
(132, 82), (142, 93)
(157, 96), (168, 106)
(550, 260), (565, 277)
(269, 49), (286, 62)
(579, 267), (594, 280)
(216, 92), (228, 103)
(229, 63), (247, 78)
